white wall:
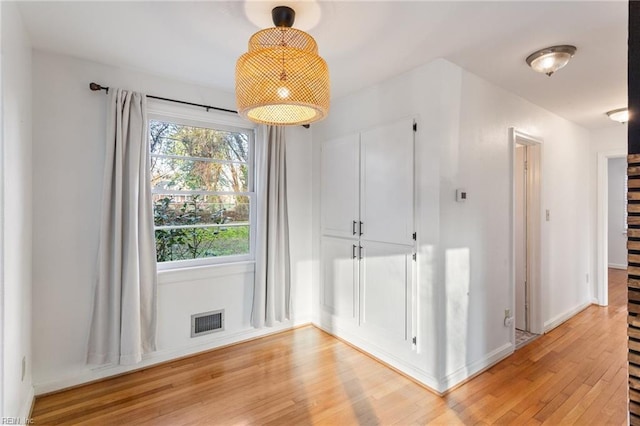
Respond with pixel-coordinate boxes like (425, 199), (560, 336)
(313, 58), (593, 392)
(1, 2), (34, 418)
(590, 125), (627, 304)
(608, 157), (627, 268)
(456, 71), (592, 337)
(592, 124), (627, 154)
(31, 51), (312, 393)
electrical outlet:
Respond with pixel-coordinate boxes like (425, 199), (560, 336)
(504, 309), (513, 327)
(21, 356), (26, 382)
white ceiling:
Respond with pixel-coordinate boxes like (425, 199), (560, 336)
(17, 1), (628, 130)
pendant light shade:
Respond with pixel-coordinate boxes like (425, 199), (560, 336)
(236, 6), (330, 126)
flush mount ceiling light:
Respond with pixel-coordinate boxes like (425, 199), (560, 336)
(235, 6), (330, 126)
(606, 108), (629, 123)
(525, 45), (577, 76)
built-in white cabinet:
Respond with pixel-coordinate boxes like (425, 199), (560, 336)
(360, 121), (415, 245)
(321, 236), (358, 319)
(320, 117), (416, 356)
(321, 119), (415, 243)
(360, 241), (414, 342)
(321, 134), (360, 239)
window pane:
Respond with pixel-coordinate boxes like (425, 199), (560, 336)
(149, 120), (249, 163)
(149, 116), (253, 266)
(153, 194), (250, 227)
(151, 157), (248, 192)
(155, 225), (250, 262)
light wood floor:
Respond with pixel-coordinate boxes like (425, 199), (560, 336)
(33, 269), (628, 425)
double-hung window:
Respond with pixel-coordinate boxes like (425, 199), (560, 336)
(149, 111), (255, 269)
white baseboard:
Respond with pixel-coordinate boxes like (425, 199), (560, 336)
(439, 343), (513, 392)
(314, 320), (441, 393)
(20, 386), (35, 422)
(316, 317), (516, 394)
(34, 320), (308, 395)
(608, 263), (627, 270)
(544, 301), (592, 333)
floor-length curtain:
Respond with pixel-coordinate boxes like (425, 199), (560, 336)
(87, 88), (157, 365)
(252, 126), (291, 327)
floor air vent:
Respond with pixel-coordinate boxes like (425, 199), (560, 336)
(191, 309), (224, 337)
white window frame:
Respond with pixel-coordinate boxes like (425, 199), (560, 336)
(148, 101), (257, 271)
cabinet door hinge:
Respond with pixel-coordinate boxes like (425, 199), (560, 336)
(412, 253), (417, 261)
(412, 336), (417, 344)
(412, 232), (417, 240)
(413, 122), (417, 132)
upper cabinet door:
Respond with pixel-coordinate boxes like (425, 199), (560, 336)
(321, 133), (360, 238)
(360, 118), (414, 246)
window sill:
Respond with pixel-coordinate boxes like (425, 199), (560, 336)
(158, 261), (255, 285)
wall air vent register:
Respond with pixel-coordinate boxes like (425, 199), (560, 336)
(191, 310), (225, 337)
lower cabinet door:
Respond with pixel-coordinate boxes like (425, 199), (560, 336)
(321, 236), (358, 320)
(359, 240), (413, 345)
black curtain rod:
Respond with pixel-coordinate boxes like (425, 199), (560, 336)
(89, 82), (238, 114)
(89, 82), (310, 128)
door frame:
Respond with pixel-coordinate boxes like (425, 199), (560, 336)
(596, 149), (627, 306)
(510, 128), (543, 340)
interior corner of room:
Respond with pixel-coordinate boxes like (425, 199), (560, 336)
(0, 0), (631, 422)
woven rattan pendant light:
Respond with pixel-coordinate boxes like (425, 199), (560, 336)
(236, 6), (330, 126)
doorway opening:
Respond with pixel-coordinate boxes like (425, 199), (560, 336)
(596, 150), (627, 307)
(510, 128), (543, 349)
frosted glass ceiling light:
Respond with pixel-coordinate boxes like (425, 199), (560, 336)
(526, 45), (577, 77)
(236, 5), (330, 126)
(607, 108), (629, 123)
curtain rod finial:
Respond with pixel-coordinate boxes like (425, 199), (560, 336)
(90, 82), (108, 93)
